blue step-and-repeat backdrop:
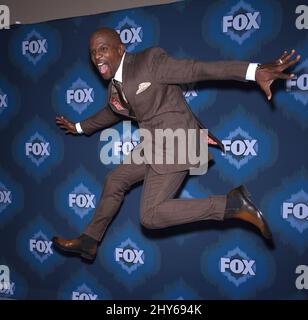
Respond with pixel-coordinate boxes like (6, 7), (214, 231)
(0, 0), (307, 300)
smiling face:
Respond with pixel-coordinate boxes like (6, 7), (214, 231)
(89, 28), (125, 80)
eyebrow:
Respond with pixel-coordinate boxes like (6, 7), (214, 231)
(90, 42), (108, 50)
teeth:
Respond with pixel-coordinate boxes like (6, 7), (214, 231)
(97, 62), (104, 66)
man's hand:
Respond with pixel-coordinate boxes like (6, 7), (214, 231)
(55, 116), (78, 134)
(255, 49), (301, 101)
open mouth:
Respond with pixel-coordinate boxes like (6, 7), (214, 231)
(97, 62), (109, 75)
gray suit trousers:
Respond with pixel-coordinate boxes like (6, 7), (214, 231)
(84, 163), (227, 242)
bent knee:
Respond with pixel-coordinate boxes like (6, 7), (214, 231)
(140, 208), (157, 229)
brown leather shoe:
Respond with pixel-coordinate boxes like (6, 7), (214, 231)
(52, 234), (97, 260)
(224, 185), (272, 240)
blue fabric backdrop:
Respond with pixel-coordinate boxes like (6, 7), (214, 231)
(0, 0), (307, 299)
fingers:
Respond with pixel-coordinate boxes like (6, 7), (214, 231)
(56, 120), (65, 126)
(282, 50), (295, 63)
(55, 116), (66, 124)
(276, 51), (288, 64)
(277, 49), (300, 66)
(258, 50), (301, 101)
(282, 49), (297, 64)
(55, 115), (77, 135)
(56, 116), (69, 130)
(283, 54), (301, 69)
(277, 72), (295, 80)
(58, 124), (69, 130)
(262, 84), (272, 101)
(56, 116), (71, 127)
(66, 129), (76, 135)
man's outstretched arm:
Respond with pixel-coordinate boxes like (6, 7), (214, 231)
(147, 47), (249, 82)
(147, 47), (300, 100)
(55, 105), (123, 136)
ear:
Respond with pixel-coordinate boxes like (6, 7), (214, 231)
(118, 44), (125, 56)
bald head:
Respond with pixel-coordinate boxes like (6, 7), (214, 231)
(89, 28), (125, 80)
(90, 27), (122, 47)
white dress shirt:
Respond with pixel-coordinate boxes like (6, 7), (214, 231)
(75, 57), (258, 134)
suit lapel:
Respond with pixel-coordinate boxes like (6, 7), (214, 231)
(122, 52), (136, 108)
(107, 81), (112, 100)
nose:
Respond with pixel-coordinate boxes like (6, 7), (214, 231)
(95, 50), (102, 61)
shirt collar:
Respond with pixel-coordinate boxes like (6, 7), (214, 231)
(113, 52), (126, 83)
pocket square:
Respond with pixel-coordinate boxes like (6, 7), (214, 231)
(136, 82), (151, 95)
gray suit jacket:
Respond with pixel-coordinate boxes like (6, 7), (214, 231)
(81, 47), (249, 174)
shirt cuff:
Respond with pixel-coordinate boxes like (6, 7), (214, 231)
(75, 122), (83, 134)
(245, 63), (259, 81)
